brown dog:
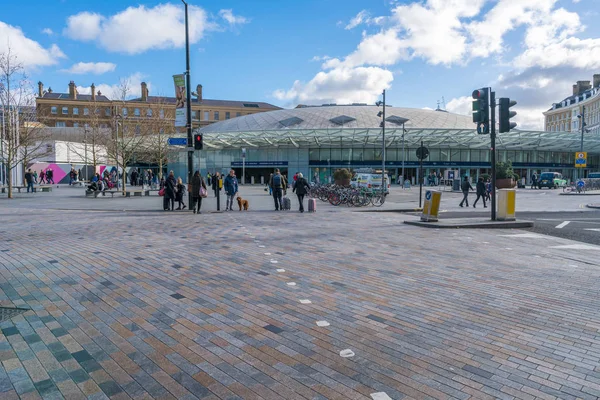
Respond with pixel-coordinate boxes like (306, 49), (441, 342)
(237, 196), (249, 211)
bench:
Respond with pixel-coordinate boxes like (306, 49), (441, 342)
(144, 189), (161, 196)
(12, 186), (35, 193)
(85, 190), (119, 198)
(125, 191), (144, 197)
(39, 186), (52, 192)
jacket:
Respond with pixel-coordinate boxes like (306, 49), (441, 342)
(191, 176), (206, 198)
(165, 176), (176, 198)
(25, 172), (33, 183)
(224, 175), (238, 195)
(293, 177), (310, 195)
(269, 173), (286, 189)
(476, 181), (486, 195)
(461, 180), (473, 193)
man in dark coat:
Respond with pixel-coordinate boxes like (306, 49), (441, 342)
(459, 176), (474, 207)
(473, 177), (487, 208)
(164, 171), (176, 211)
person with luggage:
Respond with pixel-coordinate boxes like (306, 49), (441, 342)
(459, 176), (473, 207)
(223, 169), (239, 211)
(292, 173), (310, 213)
(269, 169), (287, 211)
(473, 177), (487, 208)
(164, 171), (176, 211)
(175, 177), (187, 210)
(191, 171), (207, 214)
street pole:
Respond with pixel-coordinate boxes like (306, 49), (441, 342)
(580, 105), (585, 180)
(381, 89), (386, 193)
(183, 0), (194, 208)
(1, 111), (4, 186)
(490, 89), (497, 221)
(401, 122), (405, 188)
(242, 148), (246, 185)
(419, 139), (423, 208)
(84, 128), (88, 181)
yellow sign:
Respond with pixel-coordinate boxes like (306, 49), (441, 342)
(421, 190), (442, 222)
(497, 189), (516, 221)
(575, 152), (587, 168)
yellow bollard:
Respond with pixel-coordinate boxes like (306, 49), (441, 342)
(421, 190), (442, 222)
(497, 189), (516, 221)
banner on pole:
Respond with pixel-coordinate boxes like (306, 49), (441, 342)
(173, 74), (187, 127)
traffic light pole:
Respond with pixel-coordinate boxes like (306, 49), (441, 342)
(490, 89), (497, 221)
(183, 0), (194, 207)
(419, 140), (423, 208)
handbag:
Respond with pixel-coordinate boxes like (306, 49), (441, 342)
(158, 188), (165, 196)
(199, 186), (208, 198)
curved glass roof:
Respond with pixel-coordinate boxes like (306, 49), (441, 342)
(195, 105), (600, 152)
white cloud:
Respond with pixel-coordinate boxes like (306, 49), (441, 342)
(76, 73), (148, 99)
(42, 28), (54, 35)
(218, 9), (249, 26)
(61, 62), (117, 75)
(0, 21), (65, 68)
(311, 55), (331, 62)
(345, 10), (369, 30)
(445, 96), (472, 117)
(63, 5), (216, 54)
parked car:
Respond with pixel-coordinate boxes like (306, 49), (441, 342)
(350, 173), (390, 194)
(537, 172), (567, 189)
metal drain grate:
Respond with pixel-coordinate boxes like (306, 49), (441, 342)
(0, 307), (29, 322)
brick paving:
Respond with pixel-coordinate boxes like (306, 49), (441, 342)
(1, 206), (600, 399)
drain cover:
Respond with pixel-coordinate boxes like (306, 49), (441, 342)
(0, 307), (29, 322)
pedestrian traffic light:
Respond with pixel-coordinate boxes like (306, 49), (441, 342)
(472, 88), (489, 134)
(499, 98), (517, 133)
(194, 134), (203, 150)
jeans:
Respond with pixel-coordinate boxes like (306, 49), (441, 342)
(273, 188), (283, 210)
(226, 194), (235, 210)
(27, 182), (34, 192)
(473, 193), (486, 207)
(459, 191), (469, 206)
(296, 193), (305, 211)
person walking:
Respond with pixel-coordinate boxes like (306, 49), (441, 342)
(473, 177), (487, 208)
(25, 169), (34, 193)
(531, 172), (538, 189)
(69, 168), (76, 185)
(47, 168), (55, 184)
(33, 170), (38, 184)
(223, 169), (239, 211)
(39, 169), (45, 184)
(175, 177), (187, 210)
(212, 172), (221, 197)
(267, 173), (273, 195)
(164, 171), (176, 211)
(459, 176), (473, 207)
(191, 171), (207, 214)
(269, 169), (287, 211)
(293, 173), (310, 212)
(207, 172), (212, 187)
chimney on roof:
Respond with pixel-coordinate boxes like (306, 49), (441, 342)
(69, 81), (77, 100)
(97, 90), (102, 96)
(576, 80), (591, 95)
(594, 74), (600, 89)
(573, 84), (578, 96)
(196, 84), (202, 102)
(38, 81), (43, 97)
(141, 82), (148, 102)
(91, 83), (96, 101)
(47, 87), (53, 93)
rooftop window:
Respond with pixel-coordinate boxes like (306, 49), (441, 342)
(243, 103), (259, 108)
(329, 115), (356, 125)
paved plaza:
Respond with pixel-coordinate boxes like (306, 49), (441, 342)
(2, 188), (600, 399)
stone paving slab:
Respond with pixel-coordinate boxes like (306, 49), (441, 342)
(1, 208), (600, 399)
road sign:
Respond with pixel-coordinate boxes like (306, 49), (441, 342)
(575, 152), (587, 168)
(577, 179), (585, 188)
(167, 137), (188, 146)
(416, 146), (429, 160)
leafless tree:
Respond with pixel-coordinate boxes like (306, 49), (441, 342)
(0, 47), (52, 198)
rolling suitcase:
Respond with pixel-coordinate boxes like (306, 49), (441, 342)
(282, 196), (291, 210)
(308, 198), (317, 212)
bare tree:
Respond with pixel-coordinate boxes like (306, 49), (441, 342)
(0, 47), (52, 198)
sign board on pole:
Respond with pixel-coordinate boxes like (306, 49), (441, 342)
(173, 74), (187, 127)
(242, 148), (246, 158)
(575, 152), (587, 168)
(421, 190), (441, 222)
(167, 138), (188, 146)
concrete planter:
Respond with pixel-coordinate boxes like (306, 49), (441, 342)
(496, 178), (516, 189)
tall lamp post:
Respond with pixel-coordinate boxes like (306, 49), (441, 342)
(376, 90), (386, 192)
(577, 106), (587, 180)
(84, 127), (88, 181)
(182, 0), (194, 207)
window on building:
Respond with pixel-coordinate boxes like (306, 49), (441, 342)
(147, 108), (153, 117)
(62, 107), (68, 115)
(204, 111), (209, 121)
(122, 108), (128, 117)
(84, 123), (89, 128)
(225, 112), (230, 120)
(236, 112), (241, 117)
(105, 108), (111, 116)
(73, 107), (79, 115)
(192, 111), (198, 120)
(73, 122), (79, 128)
(159, 109), (165, 119)
(83, 108), (89, 116)
(51, 106), (57, 114)
(134, 108), (140, 116)
(55, 122), (66, 127)
(214, 111), (219, 121)
(95, 108), (100, 115)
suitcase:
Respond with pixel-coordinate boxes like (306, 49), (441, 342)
(308, 198), (317, 212)
(282, 196), (291, 210)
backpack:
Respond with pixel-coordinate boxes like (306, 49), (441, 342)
(273, 174), (281, 188)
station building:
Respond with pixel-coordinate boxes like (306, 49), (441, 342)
(168, 104), (600, 185)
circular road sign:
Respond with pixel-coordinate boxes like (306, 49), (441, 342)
(425, 191), (432, 201)
(577, 152), (585, 159)
(577, 180), (585, 187)
(416, 146), (429, 160)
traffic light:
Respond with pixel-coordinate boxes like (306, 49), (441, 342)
(472, 88), (489, 134)
(499, 98), (517, 133)
(194, 134), (203, 150)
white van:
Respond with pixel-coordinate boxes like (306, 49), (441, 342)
(350, 173), (390, 193)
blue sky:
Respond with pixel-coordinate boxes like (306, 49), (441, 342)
(1, 0), (599, 129)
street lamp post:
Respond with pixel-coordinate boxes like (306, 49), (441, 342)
(376, 90), (386, 192)
(84, 127), (88, 181)
(401, 123), (406, 188)
(578, 105), (586, 180)
(182, 0), (194, 207)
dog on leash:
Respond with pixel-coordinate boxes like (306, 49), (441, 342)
(236, 196), (249, 211)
